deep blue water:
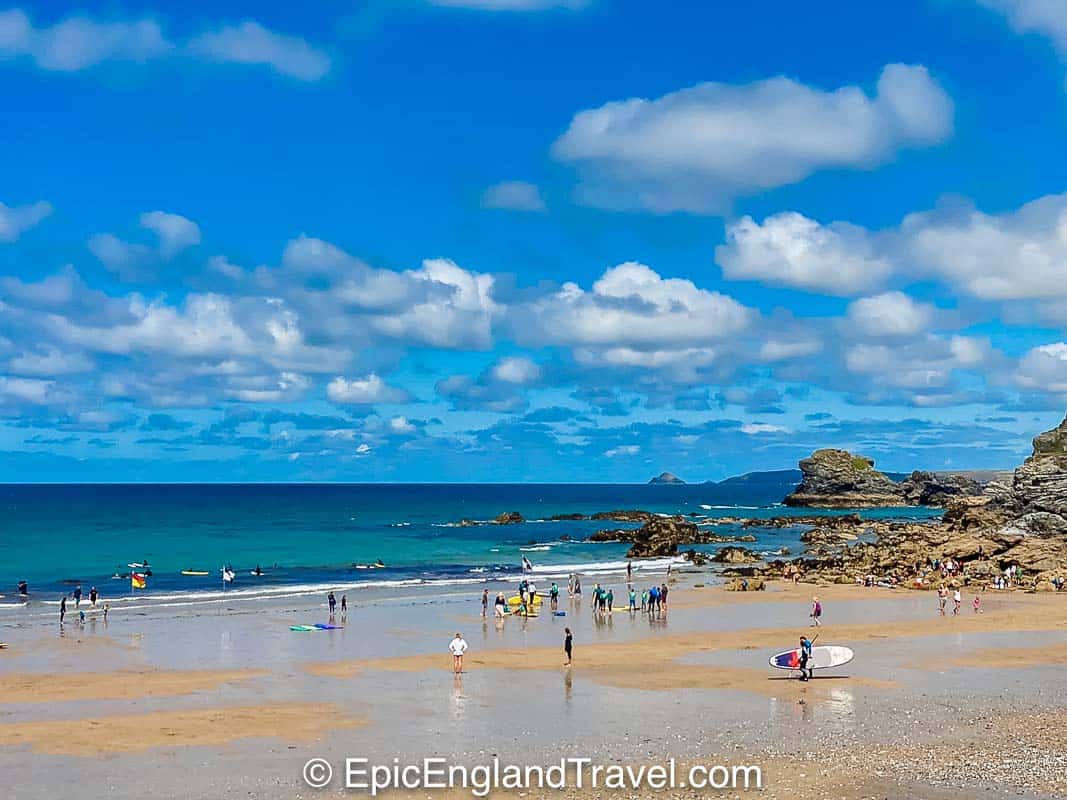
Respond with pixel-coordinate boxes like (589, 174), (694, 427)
(0, 483), (941, 607)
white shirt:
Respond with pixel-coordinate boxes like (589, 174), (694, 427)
(449, 637), (468, 656)
(954, 590), (961, 602)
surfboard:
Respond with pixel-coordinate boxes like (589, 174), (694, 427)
(290, 625), (316, 632)
(768, 645), (854, 670)
(507, 595), (542, 606)
(313, 623), (343, 630)
(181, 570), (209, 576)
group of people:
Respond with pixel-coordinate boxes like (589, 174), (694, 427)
(58, 584), (107, 624)
(326, 591), (348, 616)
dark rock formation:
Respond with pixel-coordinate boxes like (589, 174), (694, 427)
(625, 516), (701, 558)
(649, 472), (686, 485)
(591, 509), (657, 523)
(549, 513), (586, 521)
(899, 471), (981, 507)
(783, 449), (903, 508)
(494, 511), (524, 525)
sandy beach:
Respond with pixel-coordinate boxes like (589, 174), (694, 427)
(2, 577), (1066, 799)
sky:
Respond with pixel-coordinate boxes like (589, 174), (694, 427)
(2, 0), (1067, 482)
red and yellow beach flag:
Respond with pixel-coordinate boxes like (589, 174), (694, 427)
(131, 572), (146, 590)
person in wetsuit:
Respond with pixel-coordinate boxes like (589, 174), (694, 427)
(798, 635), (814, 681)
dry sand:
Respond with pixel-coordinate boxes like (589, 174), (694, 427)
(0, 703), (365, 756)
(0, 668), (266, 704)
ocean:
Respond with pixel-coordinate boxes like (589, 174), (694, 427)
(0, 482), (941, 611)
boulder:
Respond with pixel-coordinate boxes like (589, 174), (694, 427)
(626, 516), (701, 558)
(494, 511), (524, 525)
(783, 449), (903, 508)
(724, 577), (765, 591)
(711, 546), (760, 564)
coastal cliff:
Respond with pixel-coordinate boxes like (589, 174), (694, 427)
(783, 449), (903, 507)
(764, 414), (1067, 590)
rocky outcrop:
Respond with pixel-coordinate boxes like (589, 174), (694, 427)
(625, 516), (701, 558)
(724, 577), (766, 591)
(783, 449), (903, 508)
(591, 509), (657, 523)
(494, 511), (524, 525)
(899, 471), (981, 507)
(648, 472), (685, 484)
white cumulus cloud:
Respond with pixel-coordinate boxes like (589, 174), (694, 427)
(327, 374), (410, 405)
(187, 21), (331, 82)
(553, 64), (953, 213)
(718, 212), (892, 295)
(846, 291), (935, 337)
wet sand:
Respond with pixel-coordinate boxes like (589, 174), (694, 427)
(1, 578), (1065, 799)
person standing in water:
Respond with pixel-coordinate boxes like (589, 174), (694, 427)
(563, 627), (573, 666)
(449, 632), (468, 674)
(341, 595), (347, 614)
(73, 585), (82, 608)
(481, 589), (489, 618)
(328, 592), (336, 615)
(59, 596), (66, 624)
(627, 561), (632, 581)
(89, 586), (98, 606)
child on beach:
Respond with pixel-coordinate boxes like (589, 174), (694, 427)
(973, 595), (982, 614)
(953, 588), (962, 616)
(810, 596), (822, 627)
(563, 627), (572, 666)
(606, 588), (614, 612)
(938, 585), (948, 615)
(449, 632), (468, 674)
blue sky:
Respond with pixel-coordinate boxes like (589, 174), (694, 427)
(2, 0), (1067, 482)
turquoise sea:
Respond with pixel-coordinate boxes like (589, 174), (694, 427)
(0, 483), (941, 611)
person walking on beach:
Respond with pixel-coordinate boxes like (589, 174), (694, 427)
(550, 582), (559, 610)
(973, 594), (982, 614)
(59, 596), (66, 624)
(938, 585), (948, 616)
(449, 632), (468, 674)
(627, 561), (632, 581)
(494, 592), (506, 618)
(103, 603), (109, 622)
(798, 635), (814, 681)
(481, 589), (489, 618)
(573, 577), (581, 598)
(660, 583), (669, 611)
(73, 585), (82, 608)
(328, 592), (336, 615)
(641, 588), (647, 611)
(810, 596), (822, 627)
(341, 595), (347, 614)
(89, 586), (98, 606)
(563, 627), (573, 666)
(953, 587), (962, 616)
